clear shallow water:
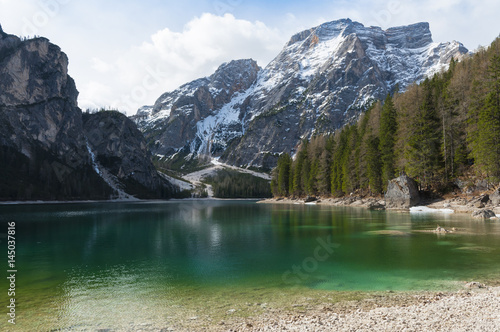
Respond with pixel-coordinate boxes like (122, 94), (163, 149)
(1, 200), (500, 330)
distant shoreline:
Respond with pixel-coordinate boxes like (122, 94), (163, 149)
(2, 195), (499, 218)
(258, 196), (500, 217)
(0, 197), (262, 205)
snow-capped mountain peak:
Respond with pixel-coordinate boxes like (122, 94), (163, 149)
(133, 19), (469, 169)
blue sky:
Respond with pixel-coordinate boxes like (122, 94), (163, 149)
(1, 0), (499, 114)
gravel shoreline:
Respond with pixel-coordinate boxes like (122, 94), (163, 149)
(228, 286), (500, 331)
(42, 284), (499, 331)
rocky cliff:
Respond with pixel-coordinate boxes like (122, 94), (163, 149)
(135, 19), (469, 170)
(0, 25), (174, 200)
(83, 111), (175, 199)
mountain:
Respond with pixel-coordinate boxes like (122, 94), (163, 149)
(134, 59), (261, 159)
(134, 19), (469, 170)
(83, 111), (175, 199)
(0, 25), (175, 200)
(270, 36), (500, 198)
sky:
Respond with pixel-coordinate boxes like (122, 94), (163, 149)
(1, 0), (500, 115)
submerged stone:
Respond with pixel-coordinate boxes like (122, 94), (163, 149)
(471, 209), (496, 219)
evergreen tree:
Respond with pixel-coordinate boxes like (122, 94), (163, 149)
(366, 135), (382, 193)
(277, 153), (292, 196)
(291, 140), (308, 196)
(470, 54), (500, 181)
(331, 129), (348, 195)
(308, 158), (319, 195)
(301, 152), (311, 195)
(317, 148), (332, 195)
(405, 79), (443, 189)
(342, 125), (359, 194)
(379, 94), (398, 188)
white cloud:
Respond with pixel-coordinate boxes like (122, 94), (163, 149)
(78, 13), (285, 115)
(90, 57), (113, 73)
(3, 0), (500, 117)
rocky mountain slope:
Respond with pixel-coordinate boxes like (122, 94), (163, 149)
(0, 25), (175, 200)
(134, 19), (469, 169)
(134, 59), (261, 159)
(83, 111), (175, 199)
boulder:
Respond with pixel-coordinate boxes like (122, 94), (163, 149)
(471, 209), (496, 219)
(455, 179), (490, 194)
(304, 196), (317, 203)
(385, 175), (420, 209)
(491, 188), (500, 206)
(480, 194), (490, 204)
(367, 201), (386, 211)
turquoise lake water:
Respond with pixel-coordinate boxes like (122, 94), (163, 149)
(1, 200), (499, 330)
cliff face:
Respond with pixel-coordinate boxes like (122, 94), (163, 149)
(135, 19), (469, 170)
(0, 27), (111, 200)
(0, 26), (174, 200)
(83, 111), (175, 199)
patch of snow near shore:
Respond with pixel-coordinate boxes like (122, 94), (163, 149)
(210, 158), (271, 180)
(159, 172), (193, 191)
(410, 206), (454, 214)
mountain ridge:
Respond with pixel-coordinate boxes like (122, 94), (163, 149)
(134, 18), (469, 170)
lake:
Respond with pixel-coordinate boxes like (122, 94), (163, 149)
(1, 200), (499, 330)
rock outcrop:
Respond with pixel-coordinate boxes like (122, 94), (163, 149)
(135, 19), (469, 169)
(490, 188), (500, 206)
(385, 175), (420, 209)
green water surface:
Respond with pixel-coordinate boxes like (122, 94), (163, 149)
(1, 200), (499, 330)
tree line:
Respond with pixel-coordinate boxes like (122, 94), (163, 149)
(204, 169), (272, 198)
(271, 37), (500, 198)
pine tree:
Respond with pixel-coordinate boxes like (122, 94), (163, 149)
(366, 135), (382, 193)
(291, 140), (309, 196)
(331, 129), (348, 196)
(277, 153), (292, 196)
(317, 148), (331, 195)
(301, 152), (311, 195)
(308, 158), (319, 195)
(342, 125), (359, 194)
(471, 54), (500, 181)
(379, 94), (398, 188)
(405, 79), (443, 189)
